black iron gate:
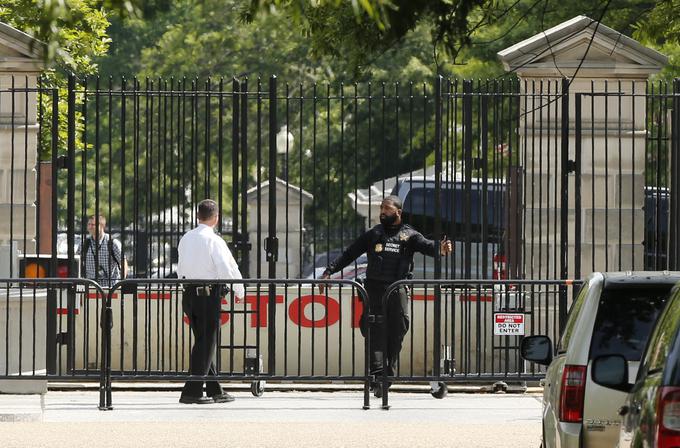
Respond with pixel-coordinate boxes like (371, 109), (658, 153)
(2, 74), (679, 382)
(47, 74), (678, 284)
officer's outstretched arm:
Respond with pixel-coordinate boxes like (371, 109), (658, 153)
(318, 232), (370, 293)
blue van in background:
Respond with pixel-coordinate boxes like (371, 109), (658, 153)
(391, 176), (508, 279)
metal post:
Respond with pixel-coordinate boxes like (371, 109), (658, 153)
(231, 79), (240, 264)
(240, 79), (250, 277)
(433, 76), (443, 377)
(574, 94), (582, 279)
(66, 287), (76, 372)
(559, 79), (570, 332)
(670, 79), (680, 270)
(480, 95), (489, 278)
(46, 88), (59, 374)
(463, 80), (473, 279)
(67, 74), (76, 277)
(266, 76), (278, 374)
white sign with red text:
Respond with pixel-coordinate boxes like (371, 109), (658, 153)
(493, 313), (525, 336)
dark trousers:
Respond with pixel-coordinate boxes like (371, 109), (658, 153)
(362, 279), (410, 377)
(181, 286), (224, 398)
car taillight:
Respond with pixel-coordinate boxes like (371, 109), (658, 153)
(493, 254), (507, 280)
(559, 365), (587, 423)
(657, 387), (680, 448)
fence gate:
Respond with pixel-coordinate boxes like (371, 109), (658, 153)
(574, 80), (680, 276)
(5, 73), (674, 382)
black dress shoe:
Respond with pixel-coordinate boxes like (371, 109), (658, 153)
(373, 383), (382, 398)
(179, 396), (213, 404)
(210, 393), (235, 403)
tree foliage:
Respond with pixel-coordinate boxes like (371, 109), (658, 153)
(633, 0), (680, 78)
(0, 0), (110, 74)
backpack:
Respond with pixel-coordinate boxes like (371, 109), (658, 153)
(81, 236), (121, 274)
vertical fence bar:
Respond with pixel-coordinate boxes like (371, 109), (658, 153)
(433, 76), (443, 377)
(671, 79), (680, 269)
(231, 79), (240, 267)
(463, 80), (473, 279)
(67, 74), (76, 276)
(480, 93), (489, 279)
(559, 79), (570, 331)
(46, 87), (59, 375)
(267, 76), (278, 374)
(574, 93), (582, 280)
(240, 78), (249, 277)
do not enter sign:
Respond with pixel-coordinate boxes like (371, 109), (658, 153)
(493, 313), (525, 336)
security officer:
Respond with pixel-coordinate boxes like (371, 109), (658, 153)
(319, 195), (452, 396)
(177, 199), (245, 404)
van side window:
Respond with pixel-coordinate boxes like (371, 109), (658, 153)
(557, 283), (589, 353)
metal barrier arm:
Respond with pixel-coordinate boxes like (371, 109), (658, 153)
(0, 277), (105, 290)
(377, 278), (583, 409)
(0, 278), (109, 409)
(104, 278), (371, 410)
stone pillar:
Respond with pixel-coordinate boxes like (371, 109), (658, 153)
(498, 15), (668, 279)
(0, 23), (47, 393)
(246, 178), (313, 278)
(0, 23), (45, 275)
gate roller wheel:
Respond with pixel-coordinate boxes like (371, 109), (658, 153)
(251, 381), (265, 397)
(431, 382), (448, 399)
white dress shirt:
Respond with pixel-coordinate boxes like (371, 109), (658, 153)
(177, 224), (245, 299)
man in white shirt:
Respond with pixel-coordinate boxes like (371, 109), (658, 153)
(177, 199), (244, 404)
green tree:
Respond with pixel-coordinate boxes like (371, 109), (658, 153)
(0, 0), (110, 73)
(633, 0), (680, 78)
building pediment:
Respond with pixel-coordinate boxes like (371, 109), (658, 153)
(246, 178), (314, 205)
(498, 15), (667, 77)
(0, 22), (44, 72)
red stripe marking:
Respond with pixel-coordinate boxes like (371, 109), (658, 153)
(86, 292), (172, 300)
(56, 308), (80, 315)
(412, 294), (435, 301)
(87, 293), (118, 299)
(458, 294), (493, 302)
(138, 292), (171, 300)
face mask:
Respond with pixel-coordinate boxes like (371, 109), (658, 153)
(380, 213), (398, 226)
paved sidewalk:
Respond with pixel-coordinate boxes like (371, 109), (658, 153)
(0, 390), (542, 447)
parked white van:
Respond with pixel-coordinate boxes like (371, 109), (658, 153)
(521, 271), (680, 448)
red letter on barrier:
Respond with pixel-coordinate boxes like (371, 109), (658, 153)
(289, 295), (340, 328)
(352, 296), (364, 328)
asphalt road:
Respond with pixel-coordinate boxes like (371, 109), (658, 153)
(0, 390), (542, 447)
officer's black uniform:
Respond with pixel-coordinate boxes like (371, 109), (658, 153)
(324, 222), (437, 377)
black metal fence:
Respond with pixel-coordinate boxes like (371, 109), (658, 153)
(0, 74), (679, 409)
(2, 75), (677, 286)
(1, 277), (578, 409)
(99, 278), (371, 409)
(375, 279), (581, 409)
(0, 278), (107, 382)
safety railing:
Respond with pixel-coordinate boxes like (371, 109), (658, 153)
(375, 279), (581, 409)
(0, 276), (579, 411)
(0, 278), (108, 386)
(100, 278), (371, 409)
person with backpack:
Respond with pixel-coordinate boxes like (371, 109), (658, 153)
(318, 195), (452, 397)
(79, 214), (127, 287)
